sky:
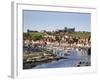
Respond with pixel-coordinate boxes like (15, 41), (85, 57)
(23, 10), (91, 32)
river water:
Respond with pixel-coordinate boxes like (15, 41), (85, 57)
(33, 49), (91, 69)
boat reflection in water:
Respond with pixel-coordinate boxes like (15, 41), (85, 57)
(33, 47), (91, 69)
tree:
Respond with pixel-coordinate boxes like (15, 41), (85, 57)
(31, 34), (43, 41)
(23, 32), (32, 40)
(30, 32), (43, 41)
(64, 27), (68, 32)
(55, 34), (62, 46)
